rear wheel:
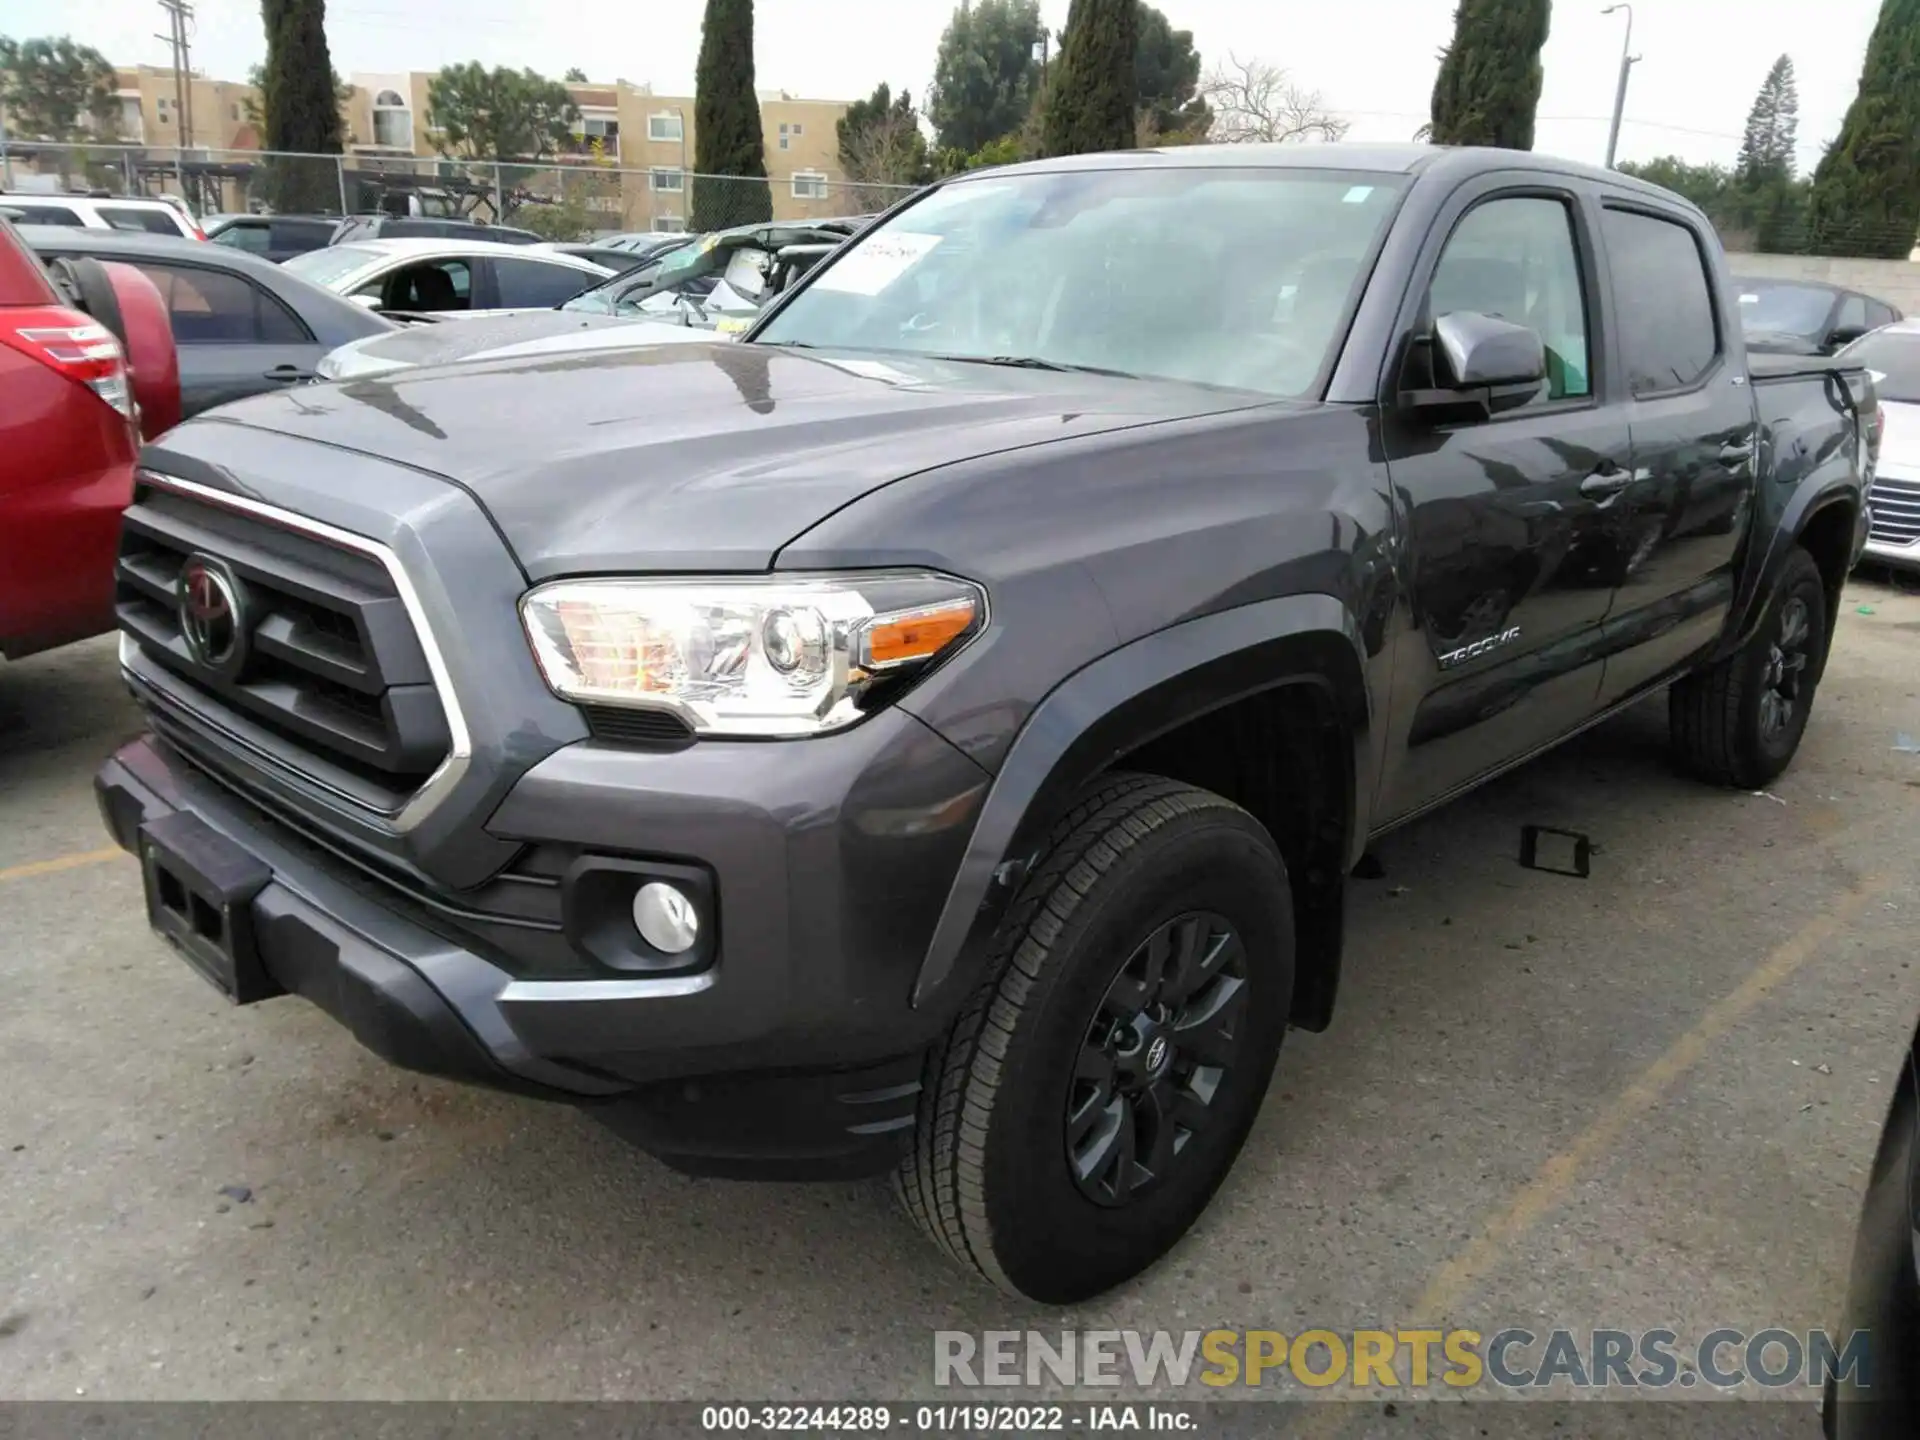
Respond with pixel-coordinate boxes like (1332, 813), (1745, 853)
(895, 774), (1294, 1303)
(1669, 546), (1829, 789)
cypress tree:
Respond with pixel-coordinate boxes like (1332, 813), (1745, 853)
(1041, 0), (1139, 157)
(1735, 55), (1799, 188)
(1428, 0), (1552, 150)
(261, 0), (344, 213)
(693, 0), (772, 229)
(1805, 0), (1920, 259)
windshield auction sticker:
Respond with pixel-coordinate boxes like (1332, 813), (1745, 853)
(812, 232), (943, 295)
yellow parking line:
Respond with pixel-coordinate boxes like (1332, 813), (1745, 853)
(1412, 869), (1889, 1321)
(0, 848), (126, 884)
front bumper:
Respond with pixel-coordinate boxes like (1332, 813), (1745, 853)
(96, 716), (989, 1178)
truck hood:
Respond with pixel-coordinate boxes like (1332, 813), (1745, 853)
(179, 342), (1272, 577)
(316, 310), (714, 381)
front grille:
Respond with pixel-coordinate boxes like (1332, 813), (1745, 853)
(116, 479), (453, 816)
(1868, 474), (1920, 547)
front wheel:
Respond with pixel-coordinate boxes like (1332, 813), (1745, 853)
(895, 774), (1294, 1303)
(1669, 546), (1830, 789)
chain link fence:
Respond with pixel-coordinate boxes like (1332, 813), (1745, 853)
(0, 140), (916, 238)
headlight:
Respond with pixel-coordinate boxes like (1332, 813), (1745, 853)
(520, 572), (986, 737)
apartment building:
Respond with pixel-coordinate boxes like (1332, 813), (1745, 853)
(344, 72), (857, 226)
(111, 65), (262, 151)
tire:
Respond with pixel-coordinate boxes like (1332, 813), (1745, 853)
(1670, 546), (1829, 789)
(895, 773), (1295, 1303)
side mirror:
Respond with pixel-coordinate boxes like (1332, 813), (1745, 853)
(1436, 310), (1547, 388)
(1826, 325), (1869, 351)
(351, 292), (384, 311)
(1403, 311), (1547, 420)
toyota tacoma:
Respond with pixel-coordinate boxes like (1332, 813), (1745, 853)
(95, 144), (1875, 1303)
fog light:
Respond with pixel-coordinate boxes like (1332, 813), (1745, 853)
(632, 881), (699, 954)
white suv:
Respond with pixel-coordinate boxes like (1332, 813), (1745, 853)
(0, 193), (202, 240)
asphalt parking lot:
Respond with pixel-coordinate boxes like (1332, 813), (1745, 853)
(1, 574), (1918, 1411)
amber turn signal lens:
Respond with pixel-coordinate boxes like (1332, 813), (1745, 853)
(862, 598), (977, 669)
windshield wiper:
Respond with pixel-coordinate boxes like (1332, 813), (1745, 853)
(929, 353), (1139, 379)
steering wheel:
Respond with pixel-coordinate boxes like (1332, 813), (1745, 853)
(899, 311), (942, 341)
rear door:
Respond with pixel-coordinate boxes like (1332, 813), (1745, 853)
(1375, 176), (1633, 822)
(134, 261), (321, 414)
(1589, 203), (1756, 705)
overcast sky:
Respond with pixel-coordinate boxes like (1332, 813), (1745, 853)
(4, 0), (1880, 173)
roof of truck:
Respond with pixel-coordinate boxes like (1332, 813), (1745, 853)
(960, 142), (1685, 205)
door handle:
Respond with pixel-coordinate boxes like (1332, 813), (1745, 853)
(263, 363), (313, 381)
(1580, 467), (1632, 499)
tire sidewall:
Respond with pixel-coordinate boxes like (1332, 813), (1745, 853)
(977, 811), (1294, 1302)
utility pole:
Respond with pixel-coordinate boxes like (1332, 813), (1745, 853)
(1601, 3), (1640, 169)
(156, 0), (196, 194)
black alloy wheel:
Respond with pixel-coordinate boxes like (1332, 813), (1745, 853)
(1068, 911), (1248, 1207)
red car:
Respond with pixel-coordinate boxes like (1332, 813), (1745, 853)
(0, 213), (177, 659)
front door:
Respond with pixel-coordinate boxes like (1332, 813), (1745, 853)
(1376, 184), (1632, 823)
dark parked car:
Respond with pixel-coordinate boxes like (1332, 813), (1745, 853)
(329, 214), (544, 246)
(95, 144), (1873, 1305)
(1825, 1011), (1920, 1437)
(204, 213), (339, 263)
(1734, 277), (1903, 356)
(18, 225), (395, 417)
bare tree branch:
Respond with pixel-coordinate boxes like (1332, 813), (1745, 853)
(1199, 53), (1348, 146)
(841, 106), (929, 212)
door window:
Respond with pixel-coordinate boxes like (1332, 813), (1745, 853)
(1601, 208), (1719, 395)
(1427, 196), (1591, 404)
(361, 259), (472, 312)
(491, 257), (596, 307)
(99, 205), (184, 236)
(7, 203), (84, 226)
(136, 263), (312, 344)
(213, 223), (273, 254)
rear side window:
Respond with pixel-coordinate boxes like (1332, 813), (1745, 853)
(99, 205), (184, 236)
(1602, 208), (1719, 395)
(492, 257), (597, 307)
(9, 204), (85, 226)
(212, 222), (272, 254)
(272, 220), (333, 252)
(1868, 301), (1900, 329)
(135, 262), (312, 344)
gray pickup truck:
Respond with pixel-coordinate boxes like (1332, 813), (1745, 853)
(95, 143), (1874, 1303)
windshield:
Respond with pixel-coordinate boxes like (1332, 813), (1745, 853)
(284, 244), (382, 289)
(1839, 329), (1920, 403)
(563, 258), (669, 313)
(754, 167), (1407, 395)
(1732, 283), (1834, 337)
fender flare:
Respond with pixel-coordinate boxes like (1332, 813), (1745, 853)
(1724, 476), (1862, 656)
(910, 593), (1372, 1013)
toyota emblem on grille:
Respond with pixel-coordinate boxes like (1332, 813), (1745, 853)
(178, 555), (245, 671)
